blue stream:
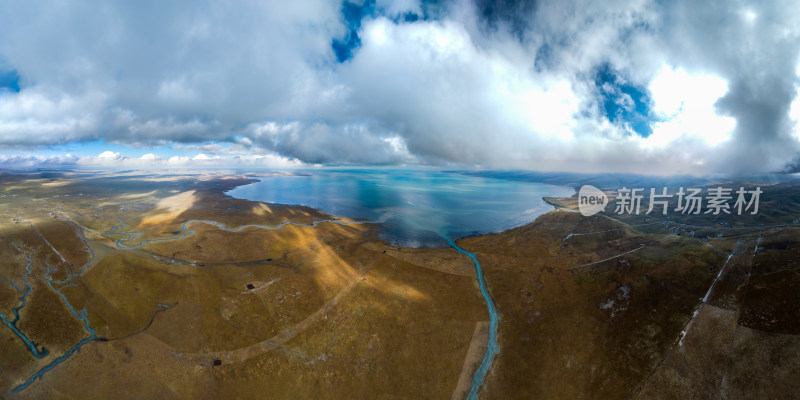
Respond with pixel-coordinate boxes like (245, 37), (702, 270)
(0, 247), (49, 358)
(444, 236), (499, 400)
(11, 279), (99, 393)
(7, 227), (100, 393)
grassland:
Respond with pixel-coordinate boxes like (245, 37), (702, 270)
(1, 169), (799, 399)
(0, 170), (486, 399)
(461, 176), (800, 399)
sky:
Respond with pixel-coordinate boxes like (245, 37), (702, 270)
(0, 0), (799, 175)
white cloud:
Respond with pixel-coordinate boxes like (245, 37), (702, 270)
(741, 9), (758, 25)
(0, 87), (105, 145)
(0, 150), (304, 169)
(97, 150), (121, 160)
(167, 156), (191, 165)
(140, 153), (160, 161)
(0, 153), (79, 167)
(645, 66), (736, 147)
(791, 63), (800, 142)
(0, 0), (798, 174)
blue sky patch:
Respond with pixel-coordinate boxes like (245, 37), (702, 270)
(332, 0), (377, 63)
(594, 64), (653, 137)
(0, 69), (20, 93)
(332, 0), (434, 63)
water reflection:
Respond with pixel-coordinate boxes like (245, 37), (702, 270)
(227, 169), (574, 247)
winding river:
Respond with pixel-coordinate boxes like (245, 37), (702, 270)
(444, 236), (499, 400)
(10, 222), (99, 393)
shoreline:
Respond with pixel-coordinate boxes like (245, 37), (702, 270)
(221, 173), (575, 249)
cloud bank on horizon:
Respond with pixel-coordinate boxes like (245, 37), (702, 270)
(0, 0), (799, 174)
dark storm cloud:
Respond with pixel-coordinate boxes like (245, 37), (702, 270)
(0, 0), (798, 174)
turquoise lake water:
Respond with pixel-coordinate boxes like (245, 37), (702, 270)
(227, 169), (574, 247)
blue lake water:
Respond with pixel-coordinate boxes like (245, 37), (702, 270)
(227, 169), (574, 247)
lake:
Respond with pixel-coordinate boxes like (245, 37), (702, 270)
(227, 169), (575, 247)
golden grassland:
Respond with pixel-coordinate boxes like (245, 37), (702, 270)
(1, 171), (799, 399)
(458, 211), (723, 398)
(458, 204), (800, 399)
(0, 172), (486, 399)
